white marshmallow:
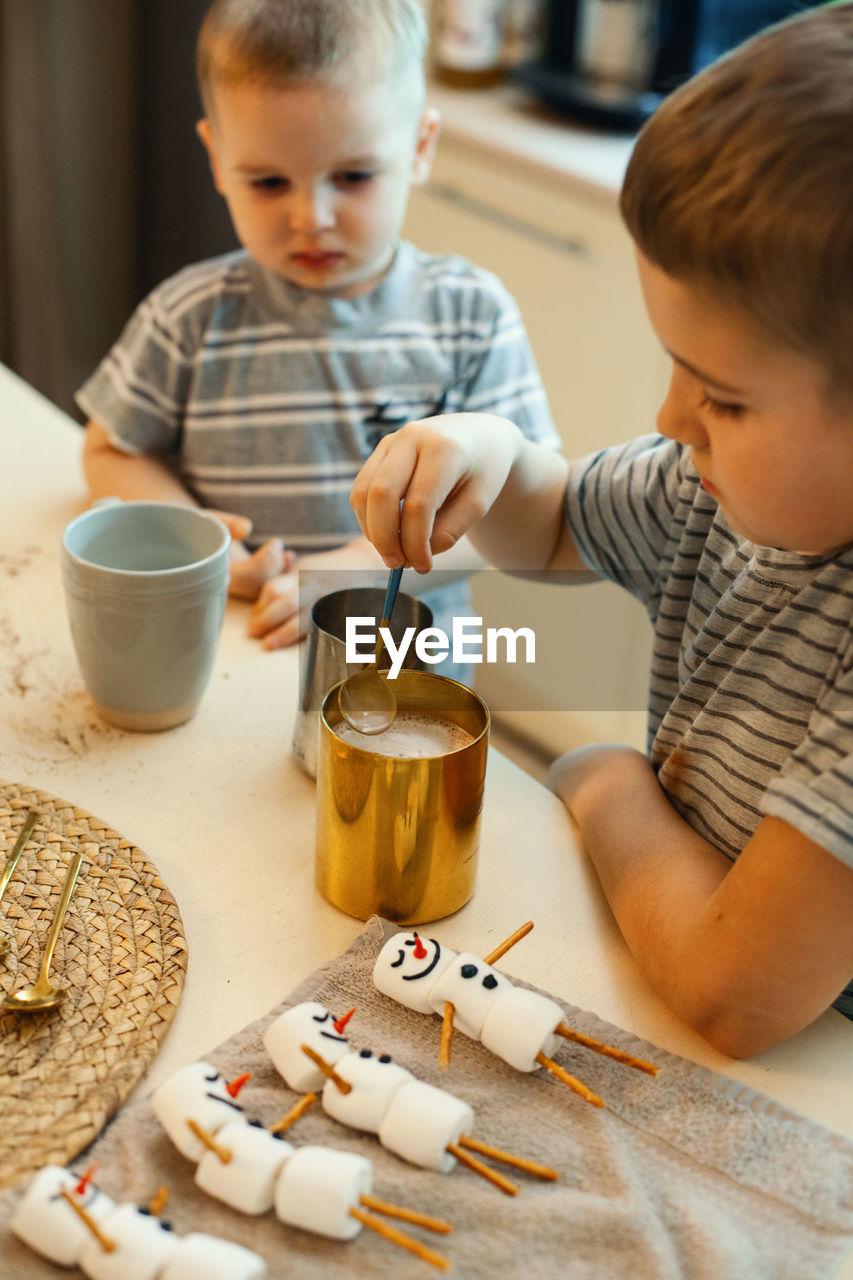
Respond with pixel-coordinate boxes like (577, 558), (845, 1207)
(195, 1119), (293, 1215)
(427, 952), (512, 1039)
(263, 1001), (351, 1093)
(379, 1079), (474, 1173)
(158, 1231), (267, 1280)
(10, 1165), (116, 1267)
(321, 1049), (413, 1133)
(151, 1062), (248, 1161)
(373, 932), (458, 1014)
(273, 1146), (372, 1241)
(480, 986), (564, 1072)
(78, 1202), (178, 1280)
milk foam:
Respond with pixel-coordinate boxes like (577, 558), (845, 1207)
(335, 712), (476, 758)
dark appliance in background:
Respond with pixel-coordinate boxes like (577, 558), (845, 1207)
(516, 0), (826, 132)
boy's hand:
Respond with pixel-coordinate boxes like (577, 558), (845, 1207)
(350, 413), (523, 574)
(247, 541), (386, 650)
(229, 537), (295, 600)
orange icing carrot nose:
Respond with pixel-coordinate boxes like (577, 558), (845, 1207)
(413, 932), (427, 959)
(333, 1007), (356, 1035)
(74, 1163), (99, 1197)
(226, 1072), (251, 1098)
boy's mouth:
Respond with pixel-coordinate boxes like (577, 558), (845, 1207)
(291, 251), (345, 270)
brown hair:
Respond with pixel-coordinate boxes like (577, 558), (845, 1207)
(620, 5), (853, 397)
(197, 0), (428, 116)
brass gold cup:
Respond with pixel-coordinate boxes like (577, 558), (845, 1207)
(315, 670), (490, 925)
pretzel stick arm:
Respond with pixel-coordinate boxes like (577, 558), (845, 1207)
(482, 921), (534, 966)
(438, 1001), (454, 1071)
(59, 1190), (116, 1254)
(446, 1143), (519, 1195)
(360, 1194), (452, 1235)
(555, 1023), (659, 1075)
(457, 1134), (559, 1181)
(186, 1119), (233, 1162)
(270, 1092), (318, 1134)
(535, 1052), (605, 1107)
(349, 1208), (450, 1271)
(300, 1043), (352, 1094)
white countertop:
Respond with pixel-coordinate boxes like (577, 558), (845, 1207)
(426, 80), (635, 203)
(0, 361), (851, 1275)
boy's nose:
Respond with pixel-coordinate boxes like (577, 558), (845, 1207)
(656, 368), (709, 448)
(288, 187), (335, 234)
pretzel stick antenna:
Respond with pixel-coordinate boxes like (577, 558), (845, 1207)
(446, 1143), (520, 1196)
(269, 1091), (318, 1134)
(359, 1194), (452, 1235)
(535, 1052), (605, 1108)
(457, 1135), (559, 1181)
(555, 1024), (659, 1076)
(439, 920), (535, 1071)
(349, 1208), (450, 1271)
(59, 1189), (116, 1254)
(300, 1043), (352, 1094)
(186, 1119), (233, 1162)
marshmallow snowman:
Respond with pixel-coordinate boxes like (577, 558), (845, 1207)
(427, 952), (512, 1039)
(273, 1146), (373, 1241)
(78, 1202), (178, 1280)
(321, 1049), (413, 1134)
(379, 1080), (474, 1174)
(151, 1062), (249, 1161)
(195, 1119), (293, 1215)
(10, 1164), (116, 1267)
(373, 932), (458, 1014)
(158, 1231), (267, 1280)
(263, 1001), (353, 1092)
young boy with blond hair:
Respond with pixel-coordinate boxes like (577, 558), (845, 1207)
(350, 5), (853, 1058)
(78, 0), (556, 652)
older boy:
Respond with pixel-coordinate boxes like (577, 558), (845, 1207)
(350, 6), (853, 1057)
(77, 0), (557, 652)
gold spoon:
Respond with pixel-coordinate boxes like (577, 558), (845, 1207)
(0, 809), (39, 958)
(1, 851), (84, 1013)
(338, 565), (404, 735)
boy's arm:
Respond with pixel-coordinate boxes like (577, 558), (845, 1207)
(83, 421), (198, 506)
(350, 412), (584, 576)
(549, 745), (853, 1057)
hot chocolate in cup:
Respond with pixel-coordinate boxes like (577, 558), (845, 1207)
(315, 670), (489, 924)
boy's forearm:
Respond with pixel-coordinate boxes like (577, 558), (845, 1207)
(83, 422), (196, 506)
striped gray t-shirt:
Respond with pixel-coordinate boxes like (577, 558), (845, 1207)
(568, 435), (853, 1016)
(76, 242), (558, 556)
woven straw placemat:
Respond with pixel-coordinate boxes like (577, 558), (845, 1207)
(0, 779), (188, 1192)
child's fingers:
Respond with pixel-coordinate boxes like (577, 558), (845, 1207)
(209, 508), (253, 541)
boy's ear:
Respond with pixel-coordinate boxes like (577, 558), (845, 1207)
(196, 118), (225, 194)
(411, 106), (440, 186)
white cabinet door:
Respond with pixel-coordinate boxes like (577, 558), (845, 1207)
(403, 139), (667, 754)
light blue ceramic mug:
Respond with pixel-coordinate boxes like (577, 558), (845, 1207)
(61, 501), (230, 731)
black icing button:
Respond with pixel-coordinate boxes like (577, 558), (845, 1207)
(483, 975), (499, 989)
(460, 964), (478, 979)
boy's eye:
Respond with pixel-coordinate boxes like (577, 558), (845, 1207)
(251, 176), (288, 192)
(334, 170), (374, 187)
(698, 392), (745, 420)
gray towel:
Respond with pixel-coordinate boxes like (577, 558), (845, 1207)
(2, 916), (853, 1279)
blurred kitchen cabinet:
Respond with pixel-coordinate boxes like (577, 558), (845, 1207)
(403, 135), (668, 756)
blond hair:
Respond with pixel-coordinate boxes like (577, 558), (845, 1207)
(620, 5), (853, 398)
(197, 0), (428, 116)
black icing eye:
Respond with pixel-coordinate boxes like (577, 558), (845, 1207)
(204, 1071), (220, 1083)
(461, 964), (478, 979)
(404, 938), (416, 947)
(482, 975), (498, 990)
(312, 1012), (331, 1024)
(359, 1048), (373, 1059)
(379, 1054), (392, 1064)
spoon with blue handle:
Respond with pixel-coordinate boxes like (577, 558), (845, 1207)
(338, 565), (404, 735)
